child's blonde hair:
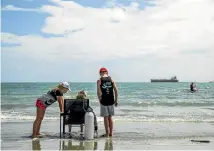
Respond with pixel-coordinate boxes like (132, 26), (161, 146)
(76, 90), (87, 99)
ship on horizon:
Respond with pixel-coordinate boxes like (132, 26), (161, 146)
(151, 76), (179, 82)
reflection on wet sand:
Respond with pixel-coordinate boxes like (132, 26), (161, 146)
(104, 138), (113, 151)
(59, 140), (98, 150)
(32, 139), (41, 150)
(32, 138), (114, 150)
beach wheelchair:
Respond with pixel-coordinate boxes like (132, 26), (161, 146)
(59, 99), (98, 139)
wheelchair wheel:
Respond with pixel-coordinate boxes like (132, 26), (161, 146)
(79, 134), (84, 140)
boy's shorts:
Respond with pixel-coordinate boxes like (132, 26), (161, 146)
(100, 104), (114, 117)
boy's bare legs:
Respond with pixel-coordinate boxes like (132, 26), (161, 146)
(104, 117), (109, 137)
(108, 116), (113, 136)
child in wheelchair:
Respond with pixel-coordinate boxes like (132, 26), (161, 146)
(76, 90), (98, 133)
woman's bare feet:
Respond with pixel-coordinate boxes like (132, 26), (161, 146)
(32, 135), (38, 139)
(36, 133), (45, 138)
(37, 133), (45, 136)
(32, 133), (45, 139)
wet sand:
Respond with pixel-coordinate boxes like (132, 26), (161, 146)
(1, 120), (214, 150)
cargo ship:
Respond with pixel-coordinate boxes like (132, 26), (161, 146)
(151, 76), (179, 82)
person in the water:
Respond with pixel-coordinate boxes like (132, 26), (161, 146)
(32, 82), (71, 139)
(190, 82), (197, 92)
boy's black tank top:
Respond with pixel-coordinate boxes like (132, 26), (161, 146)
(100, 76), (115, 106)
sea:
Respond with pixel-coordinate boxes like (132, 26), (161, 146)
(1, 82), (214, 150)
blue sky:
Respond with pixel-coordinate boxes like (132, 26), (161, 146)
(1, 0), (148, 36)
(1, 0), (214, 82)
(2, 0), (48, 35)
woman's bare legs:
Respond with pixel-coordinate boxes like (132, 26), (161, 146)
(32, 107), (45, 138)
(36, 121), (43, 135)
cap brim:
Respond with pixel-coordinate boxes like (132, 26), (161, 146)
(63, 86), (71, 91)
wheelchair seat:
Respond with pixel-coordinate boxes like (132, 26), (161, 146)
(60, 99), (91, 138)
(64, 99), (89, 125)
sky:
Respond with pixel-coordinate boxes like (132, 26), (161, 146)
(1, 0), (214, 82)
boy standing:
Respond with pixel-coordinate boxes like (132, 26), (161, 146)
(97, 67), (118, 137)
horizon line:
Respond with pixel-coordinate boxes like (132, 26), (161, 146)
(1, 81), (213, 83)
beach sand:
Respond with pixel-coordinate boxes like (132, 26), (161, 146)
(1, 120), (214, 150)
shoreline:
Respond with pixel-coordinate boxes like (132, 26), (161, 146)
(2, 136), (214, 150)
(1, 121), (214, 150)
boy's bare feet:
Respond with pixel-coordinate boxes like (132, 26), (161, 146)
(101, 134), (109, 137)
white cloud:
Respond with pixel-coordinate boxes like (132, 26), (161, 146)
(2, 5), (41, 12)
(2, 0), (214, 81)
